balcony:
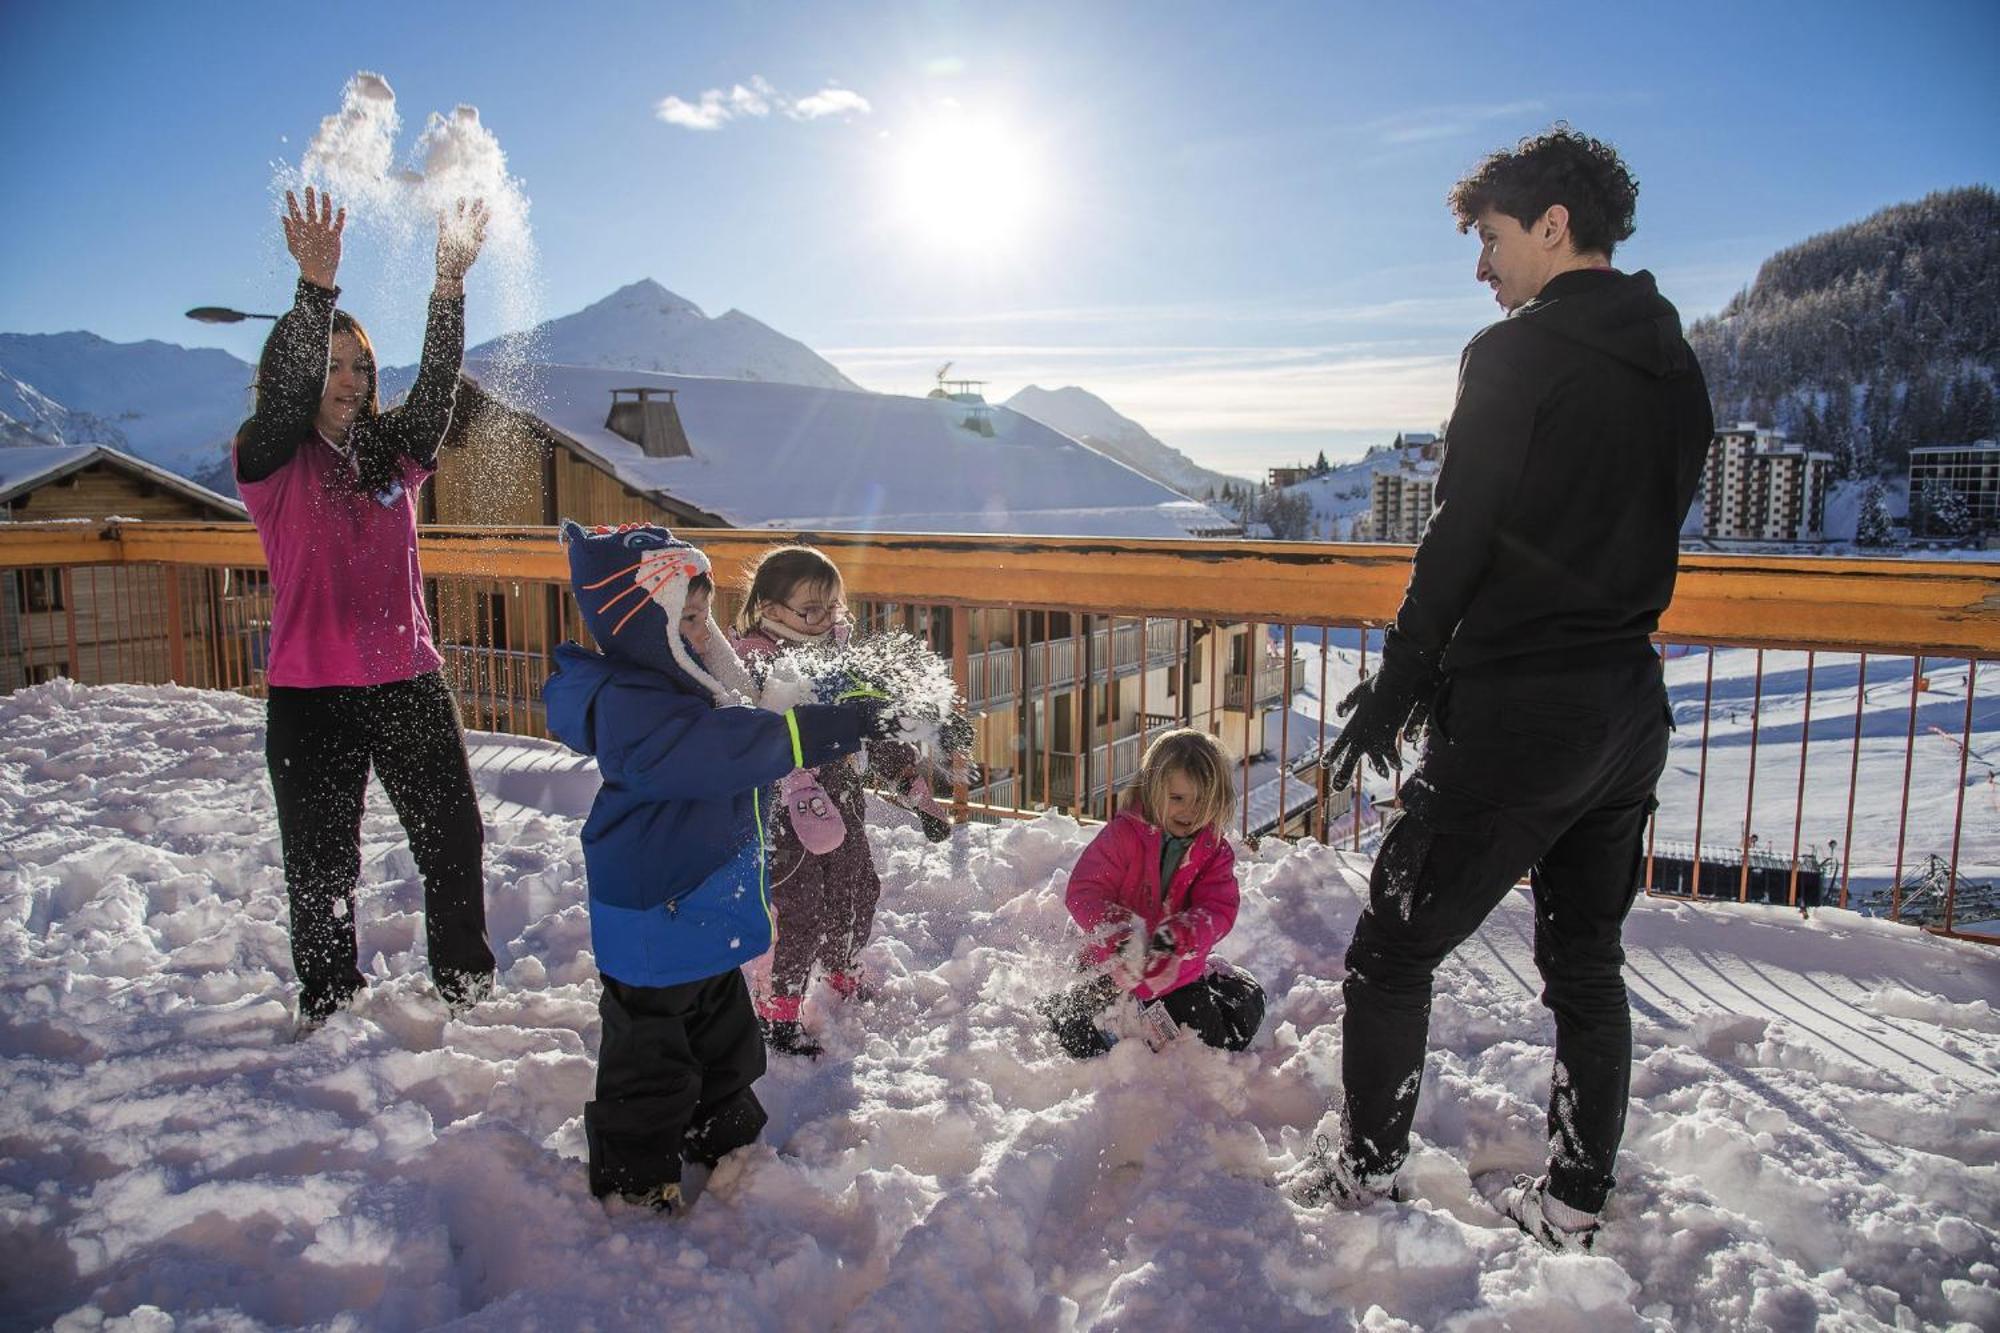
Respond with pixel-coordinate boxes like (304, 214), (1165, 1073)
(3, 519), (1995, 943)
(1224, 654), (1301, 712)
(965, 617), (1180, 707)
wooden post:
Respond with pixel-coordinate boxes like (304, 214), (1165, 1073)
(61, 568), (78, 681)
(163, 567), (186, 684)
(951, 604), (970, 820)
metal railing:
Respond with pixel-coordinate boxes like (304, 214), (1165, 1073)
(3, 519), (1995, 944)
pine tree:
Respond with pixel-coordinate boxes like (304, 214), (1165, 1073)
(1313, 449), (1329, 477)
(1855, 481), (1894, 546)
(1931, 479), (1972, 538)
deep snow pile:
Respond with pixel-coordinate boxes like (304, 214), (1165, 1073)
(2, 682), (1998, 1331)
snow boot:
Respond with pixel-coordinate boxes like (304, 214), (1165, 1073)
(1496, 1174), (1599, 1253)
(827, 971), (879, 1005)
(760, 1017), (824, 1059)
(1281, 1136), (1401, 1209)
(779, 769), (846, 854)
(436, 967), (494, 1018)
(293, 977), (366, 1039)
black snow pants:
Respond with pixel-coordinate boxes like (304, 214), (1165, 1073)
(266, 671), (493, 1018)
(1340, 651), (1670, 1215)
(586, 969), (769, 1197)
(1043, 965), (1267, 1058)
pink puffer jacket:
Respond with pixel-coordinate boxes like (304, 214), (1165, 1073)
(1065, 809), (1239, 1000)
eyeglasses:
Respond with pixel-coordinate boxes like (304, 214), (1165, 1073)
(777, 599), (846, 626)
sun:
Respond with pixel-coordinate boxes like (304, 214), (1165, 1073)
(890, 110), (1045, 254)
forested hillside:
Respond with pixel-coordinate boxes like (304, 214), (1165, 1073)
(1687, 186), (1999, 478)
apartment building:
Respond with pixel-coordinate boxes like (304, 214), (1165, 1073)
(1908, 439), (2000, 539)
(1370, 462), (1440, 542)
(1700, 423), (1833, 543)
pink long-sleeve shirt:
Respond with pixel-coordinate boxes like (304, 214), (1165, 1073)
(238, 439), (441, 688)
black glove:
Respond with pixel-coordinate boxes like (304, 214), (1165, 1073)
(1320, 629), (1439, 789)
(850, 696), (920, 743)
(939, 711), (975, 755)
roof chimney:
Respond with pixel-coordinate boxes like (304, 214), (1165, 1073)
(606, 387), (692, 458)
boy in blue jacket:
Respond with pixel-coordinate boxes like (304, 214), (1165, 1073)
(544, 521), (911, 1213)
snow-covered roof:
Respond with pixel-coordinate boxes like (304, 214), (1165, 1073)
(0, 442), (245, 515)
(1911, 439), (2000, 455)
(464, 361), (1235, 538)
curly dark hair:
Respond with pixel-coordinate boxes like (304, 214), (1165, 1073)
(1447, 124), (1639, 258)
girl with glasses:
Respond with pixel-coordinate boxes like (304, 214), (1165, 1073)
(730, 545), (921, 1057)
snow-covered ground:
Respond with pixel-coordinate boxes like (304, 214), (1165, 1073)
(4, 681), (1999, 1330)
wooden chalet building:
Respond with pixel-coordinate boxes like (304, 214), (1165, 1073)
(2, 443), (246, 690)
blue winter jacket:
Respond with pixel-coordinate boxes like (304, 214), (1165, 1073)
(544, 640), (863, 987)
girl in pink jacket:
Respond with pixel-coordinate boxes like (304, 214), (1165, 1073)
(1042, 729), (1265, 1057)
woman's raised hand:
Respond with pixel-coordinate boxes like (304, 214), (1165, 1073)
(435, 198), (489, 286)
(283, 187), (345, 290)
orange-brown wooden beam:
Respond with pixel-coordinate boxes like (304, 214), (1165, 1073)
(9, 520), (2000, 658)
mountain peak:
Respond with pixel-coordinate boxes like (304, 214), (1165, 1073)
(468, 281), (862, 392)
(590, 278), (705, 319)
(1004, 384), (1248, 498)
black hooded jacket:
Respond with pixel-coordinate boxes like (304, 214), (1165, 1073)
(1394, 267), (1713, 675)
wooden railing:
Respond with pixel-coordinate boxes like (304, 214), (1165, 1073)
(4, 519), (1997, 941)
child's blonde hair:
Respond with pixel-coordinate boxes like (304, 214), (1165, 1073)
(1130, 728), (1235, 837)
(735, 545), (845, 634)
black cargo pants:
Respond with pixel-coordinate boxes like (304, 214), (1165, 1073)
(1339, 651), (1670, 1214)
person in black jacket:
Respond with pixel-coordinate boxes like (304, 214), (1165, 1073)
(1285, 127), (1713, 1250)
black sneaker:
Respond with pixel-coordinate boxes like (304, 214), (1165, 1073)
(618, 1182), (685, 1216)
(437, 968), (495, 1018)
(1496, 1174), (1599, 1252)
(1281, 1136), (1401, 1209)
(760, 1017), (824, 1059)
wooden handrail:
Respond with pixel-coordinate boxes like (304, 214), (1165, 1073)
(9, 519), (1997, 657)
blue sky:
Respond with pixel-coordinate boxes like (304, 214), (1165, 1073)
(3, 0), (1996, 475)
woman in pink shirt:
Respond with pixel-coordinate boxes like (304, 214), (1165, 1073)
(234, 187), (494, 1034)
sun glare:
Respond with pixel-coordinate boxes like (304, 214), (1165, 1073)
(891, 113), (1045, 253)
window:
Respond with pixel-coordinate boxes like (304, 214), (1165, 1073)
(480, 591), (510, 647)
(24, 661), (68, 686)
(16, 568), (64, 613)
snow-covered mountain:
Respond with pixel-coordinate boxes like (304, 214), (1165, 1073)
(1005, 385), (1247, 500)
(0, 332), (250, 474)
(470, 279), (861, 391)
(0, 366), (127, 450)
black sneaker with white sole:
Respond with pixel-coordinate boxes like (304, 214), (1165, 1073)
(1495, 1174), (1600, 1252)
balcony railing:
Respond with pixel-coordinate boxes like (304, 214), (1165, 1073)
(965, 617), (1181, 707)
(3, 520), (1996, 944)
(1224, 654), (1302, 712)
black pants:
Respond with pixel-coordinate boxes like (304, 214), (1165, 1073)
(586, 969), (769, 1197)
(1042, 966), (1266, 1058)
(1340, 653), (1670, 1214)
(266, 672), (493, 1015)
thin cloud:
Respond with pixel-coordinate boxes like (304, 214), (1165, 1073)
(792, 88), (872, 120)
(822, 343), (1460, 435)
(655, 76), (870, 131)
(832, 292), (1485, 331)
(1370, 100), (1547, 145)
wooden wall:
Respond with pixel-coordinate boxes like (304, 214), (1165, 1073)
(5, 463), (235, 522)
